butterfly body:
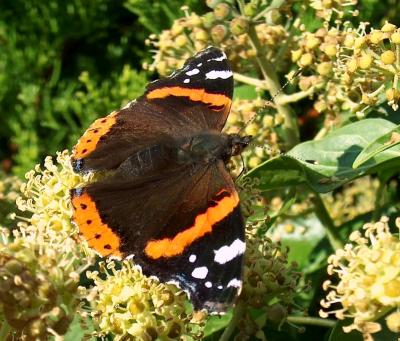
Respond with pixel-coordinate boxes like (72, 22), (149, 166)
(70, 47), (248, 313)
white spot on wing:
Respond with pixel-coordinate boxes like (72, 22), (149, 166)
(189, 254), (196, 263)
(183, 78), (190, 83)
(214, 239), (246, 264)
(205, 70), (233, 80)
(218, 285), (223, 289)
(186, 68), (200, 76)
(227, 278), (242, 288)
(205, 281), (212, 288)
(197, 62), (203, 67)
(207, 54), (227, 62)
(191, 266), (208, 279)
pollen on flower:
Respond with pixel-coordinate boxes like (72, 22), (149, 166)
(320, 216), (400, 339)
(85, 260), (204, 340)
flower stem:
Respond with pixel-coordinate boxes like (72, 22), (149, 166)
(0, 322), (11, 340)
(372, 180), (385, 222)
(275, 86), (317, 105)
(287, 315), (336, 328)
(311, 193), (343, 250)
(218, 302), (244, 341)
(233, 72), (269, 90)
(246, 24), (299, 148)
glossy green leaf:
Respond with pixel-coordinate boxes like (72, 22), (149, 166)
(353, 125), (400, 168)
(246, 118), (400, 193)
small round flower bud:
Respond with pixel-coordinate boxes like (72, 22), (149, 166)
(359, 54), (373, 69)
(317, 62), (332, 76)
(381, 50), (396, 64)
(262, 115), (274, 128)
(314, 100), (327, 113)
(306, 36), (320, 50)
(382, 22), (397, 32)
(291, 49), (302, 62)
(299, 53), (313, 67)
(347, 58), (358, 73)
(211, 24), (229, 43)
(187, 14), (202, 27)
(266, 9), (282, 24)
(214, 3), (231, 20)
(324, 44), (337, 57)
(386, 312), (400, 332)
(344, 34), (355, 47)
(248, 156), (262, 168)
(230, 17), (249, 36)
(245, 122), (259, 136)
(175, 34), (189, 48)
(244, 3), (258, 17)
(171, 21), (184, 36)
(202, 12), (216, 29)
(369, 30), (383, 44)
(266, 303), (287, 323)
(194, 29), (209, 42)
(391, 31), (400, 44)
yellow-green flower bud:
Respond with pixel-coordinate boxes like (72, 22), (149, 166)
(306, 36), (320, 50)
(245, 122), (259, 136)
(344, 34), (355, 47)
(248, 156), (262, 168)
(347, 58), (358, 73)
(386, 312), (400, 333)
(369, 30), (383, 44)
(317, 62), (332, 76)
(214, 3), (231, 20)
(359, 54), (373, 69)
(314, 100), (327, 113)
(194, 29), (209, 42)
(262, 115), (274, 128)
(382, 22), (397, 32)
(381, 50), (396, 64)
(171, 21), (184, 36)
(391, 31), (400, 44)
(299, 53), (313, 66)
(230, 17), (249, 36)
(266, 303), (287, 323)
(175, 34), (189, 48)
(324, 44), (337, 57)
(202, 12), (216, 29)
(187, 14), (202, 27)
(291, 49), (302, 62)
(244, 3), (258, 17)
(211, 24), (229, 43)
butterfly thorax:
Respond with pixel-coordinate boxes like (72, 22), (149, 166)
(177, 132), (252, 165)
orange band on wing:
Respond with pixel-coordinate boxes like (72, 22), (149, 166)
(71, 191), (122, 259)
(73, 111), (118, 159)
(146, 86), (231, 109)
(145, 190), (239, 259)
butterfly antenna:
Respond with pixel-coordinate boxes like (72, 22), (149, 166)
(239, 68), (303, 133)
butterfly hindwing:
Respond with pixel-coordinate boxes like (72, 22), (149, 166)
(72, 47), (233, 173)
(71, 159), (244, 312)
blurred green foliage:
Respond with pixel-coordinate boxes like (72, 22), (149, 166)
(0, 0), (205, 176)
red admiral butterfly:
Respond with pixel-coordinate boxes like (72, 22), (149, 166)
(70, 47), (251, 313)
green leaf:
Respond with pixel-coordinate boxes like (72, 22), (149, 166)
(233, 84), (258, 100)
(203, 310), (233, 337)
(353, 125), (400, 168)
(274, 214), (326, 268)
(246, 118), (400, 193)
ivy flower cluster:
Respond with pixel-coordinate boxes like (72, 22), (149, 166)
(320, 216), (400, 339)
